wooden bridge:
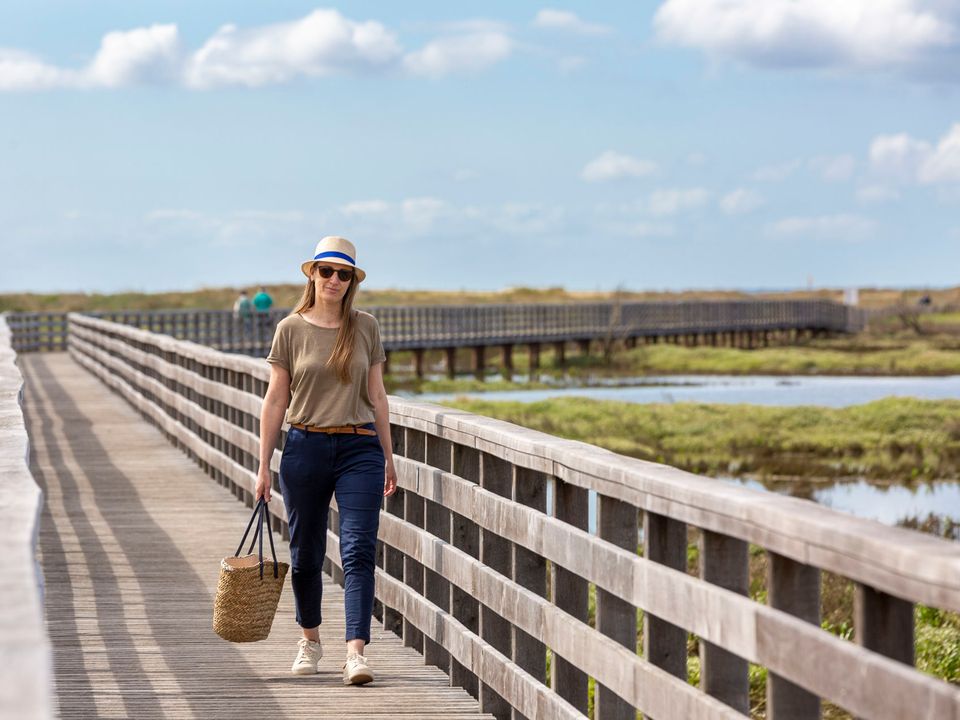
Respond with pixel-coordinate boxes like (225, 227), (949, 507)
(3, 311), (959, 720)
(7, 299), (865, 378)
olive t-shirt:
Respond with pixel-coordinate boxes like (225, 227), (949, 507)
(266, 310), (386, 427)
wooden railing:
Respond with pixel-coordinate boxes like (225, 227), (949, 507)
(65, 313), (960, 720)
(7, 299), (867, 354)
(0, 315), (53, 720)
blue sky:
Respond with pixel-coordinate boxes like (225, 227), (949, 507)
(1, 2), (959, 294)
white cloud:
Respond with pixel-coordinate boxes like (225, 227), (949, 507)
(453, 169), (478, 182)
(857, 185), (901, 203)
(720, 188), (764, 215)
(401, 197), (447, 231)
(533, 9), (612, 36)
(403, 32), (512, 78)
(185, 10), (401, 88)
(753, 159), (803, 182)
(0, 25), (179, 90)
(0, 11), (517, 91)
(341, 200), (391, 217)
(869, 123), (960, 184)
(768, 213), (877, 241)
(87, 25), (180, 87)
(558, 55), (587, 74)
(648, 188), (710, 216)
(810, 154), (856, 182)
(918, 123), (960, 183)
(631, 222), (675, 238)
(582, 151), (657, 182)
(654, 0), (959, 76)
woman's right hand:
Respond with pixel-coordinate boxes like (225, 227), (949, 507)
(255, 468), (272, 503)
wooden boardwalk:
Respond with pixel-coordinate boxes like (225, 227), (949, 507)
(21, 352), (491, 720)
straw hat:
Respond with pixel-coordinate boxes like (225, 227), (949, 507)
(300, 236), (366, 282)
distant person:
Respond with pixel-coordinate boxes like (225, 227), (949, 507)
(257, 236), (395, 685)
(253, 286), (274, 337)
(918, 294), (932, 307)
(233, 290), (253, 337)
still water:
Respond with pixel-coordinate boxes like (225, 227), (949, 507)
(418, 373), (960, 408)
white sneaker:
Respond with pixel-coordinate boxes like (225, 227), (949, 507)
(342, 652), (373, 685)
(291, 638), (323, 675)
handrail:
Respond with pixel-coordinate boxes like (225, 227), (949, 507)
(0, 314), (53, 720)
(66, 313), (960, 720)
(6, 299), (867, 354)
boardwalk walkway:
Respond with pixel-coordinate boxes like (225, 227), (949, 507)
(22, 352), (491, 720)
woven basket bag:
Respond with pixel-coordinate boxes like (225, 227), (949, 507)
(213, 498), (289, 643)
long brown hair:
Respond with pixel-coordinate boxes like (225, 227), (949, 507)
(291, 263), (361, 384)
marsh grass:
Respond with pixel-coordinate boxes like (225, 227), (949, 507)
(439, 395), (960, 480)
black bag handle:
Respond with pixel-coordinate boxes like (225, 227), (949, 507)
(234, 498), (280, 580)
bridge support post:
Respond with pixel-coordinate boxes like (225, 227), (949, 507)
(553, 341), (566, 368)
(528, 342), (540, 380)
(596, 497), (639, 720)
(552, 480), (590, 714)
(578, 339), (591, 356)
(766, 553), (821, 720)
(415, 349), (426, 380)
(699, 531), (750, 714)
(473, 346), (486, 381)
(501, 344), (513, 380)
(643, 512), (688, 680)
(479, 452), (514, 720)
(445, 347), (456, 379)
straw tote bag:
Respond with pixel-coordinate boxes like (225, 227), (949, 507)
(213, 498), (289, 642)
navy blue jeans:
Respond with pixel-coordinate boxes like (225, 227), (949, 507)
(278, 423), (384, 643)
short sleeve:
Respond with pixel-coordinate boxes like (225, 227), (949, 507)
(369, 316), (386, 365)
(266, 321), (290, 370)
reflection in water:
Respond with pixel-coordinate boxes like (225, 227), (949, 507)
(420, 373), (960, 408)
(723, 476), (960, 529)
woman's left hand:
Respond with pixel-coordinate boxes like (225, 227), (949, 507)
(384, 462), (398, 497)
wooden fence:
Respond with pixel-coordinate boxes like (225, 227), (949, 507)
(0, 316), (53, 719)
(6, 299), (866, 355)
(65, 313), (960, 720)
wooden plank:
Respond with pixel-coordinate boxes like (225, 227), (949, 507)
(21, 352), (492, 720)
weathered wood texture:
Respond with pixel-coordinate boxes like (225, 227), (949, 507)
(0, 316), (53, 720)
(61, 315), (960, 720)
(20, 352), (493, 720)
(6, 299), (867, 354)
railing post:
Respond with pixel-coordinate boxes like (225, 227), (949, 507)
(643, 511), (687, 679)
(511, 467), (548, 720)
(402, 428), (426, 654)
(551, 478), (590, 714)
(382, 424), (405, 637)
(450, 442), (481, 700)
(766, 552), (820, 720)
(423, 435), (453, 673)
(699, 531), (749, 714)
(595, 496), (639, 720)
(479, 451), (513, 720)
(854, 583), (914, 665)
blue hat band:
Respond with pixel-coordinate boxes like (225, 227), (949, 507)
(314, 250), (355, 265)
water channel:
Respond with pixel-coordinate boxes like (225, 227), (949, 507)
(411, 374), (960, 536)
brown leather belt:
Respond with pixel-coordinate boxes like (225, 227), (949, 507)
(290, 423), (377, 436)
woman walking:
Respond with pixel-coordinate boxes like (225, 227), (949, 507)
(256, 236), (397, 684)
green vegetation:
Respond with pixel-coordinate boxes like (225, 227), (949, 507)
(4, 283), (960, 313)
(438, 395), (960, 480)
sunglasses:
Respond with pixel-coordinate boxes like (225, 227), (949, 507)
(314, 265), (354, 282)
